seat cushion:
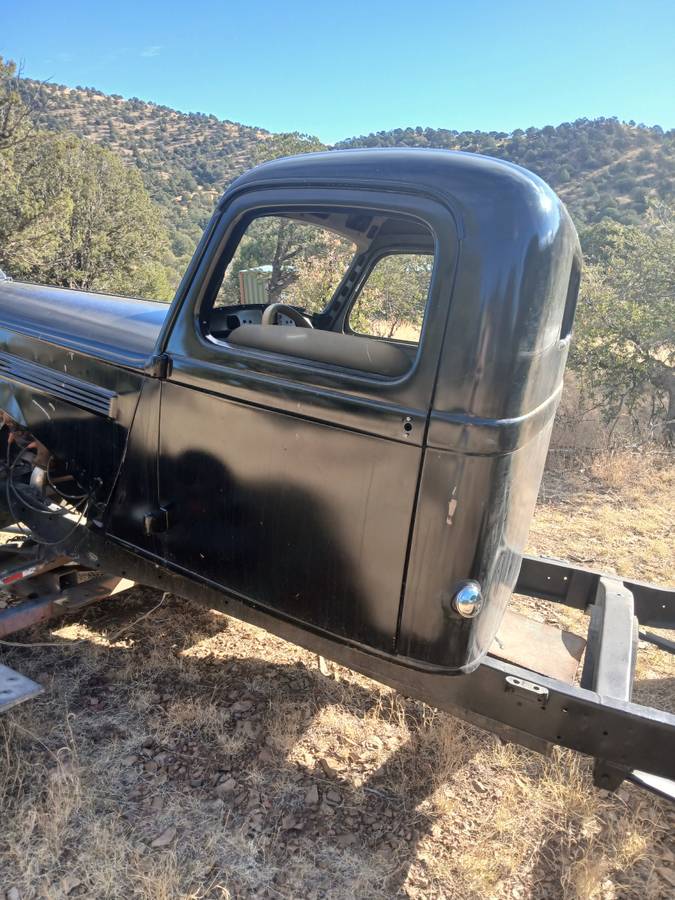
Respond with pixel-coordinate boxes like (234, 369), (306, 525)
(226, 324), (411, 377)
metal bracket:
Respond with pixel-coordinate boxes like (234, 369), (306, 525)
(0, 573), (135, 638)
(582, 577), (638, 699)
(143, 506), (172, 535)
(505, 674), (549, 707)
(145, 353), (172, 379)
(581, 577), (639, 790)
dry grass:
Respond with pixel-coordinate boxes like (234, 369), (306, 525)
(0, 452), (673, 899)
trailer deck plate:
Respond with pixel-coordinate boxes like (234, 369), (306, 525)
(0, 663), (43, 713)
(491, 609), (586, 683)
(628, 770), (675, 802)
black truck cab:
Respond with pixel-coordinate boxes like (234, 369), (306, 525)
(144, 148), (581, 673)
(2, 150), (672, 794)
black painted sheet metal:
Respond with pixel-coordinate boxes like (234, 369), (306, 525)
(157, 380), (421, 652)
(0, 280), (168, 369)
(168, 354), (427, 446)
(426, 383), (563, 456)
(399, 424), (552, 670)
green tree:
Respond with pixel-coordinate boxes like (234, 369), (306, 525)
(41, 136), (172, 298)
(0, 131), (72, 276)
(0, 59), (172, 299)
(287, 231), (356, 312)
(572, 209), (675, 443)
(216, 216), (355, 308)
(351, 254), (433, 339)
(0, 57), (36, 151)
(0, 60), (72, 276)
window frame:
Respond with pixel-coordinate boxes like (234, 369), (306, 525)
(163, 185), (458, 408)
(194, 204), (437, 382)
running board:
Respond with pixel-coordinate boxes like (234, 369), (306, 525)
(0, 663), (43, 712)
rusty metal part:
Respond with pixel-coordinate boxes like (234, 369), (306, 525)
(0, 574), (135, 638)
(490, 608), (586, 683)
(0, 554), (72, 589)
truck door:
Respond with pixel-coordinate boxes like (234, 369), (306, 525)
(157, 188), (456, 652)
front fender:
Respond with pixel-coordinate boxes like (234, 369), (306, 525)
(0, 341), (146, 514)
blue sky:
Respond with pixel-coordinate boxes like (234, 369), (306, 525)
(2, 0), (674, 143)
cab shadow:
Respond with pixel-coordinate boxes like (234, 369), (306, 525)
(158, 447), (398, 654)
(14, 589), (668, 897)
(49, 590), (478, 896)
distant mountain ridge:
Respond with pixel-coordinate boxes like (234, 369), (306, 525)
(337, 122), (675, 225)
(20, 80), (675, 260)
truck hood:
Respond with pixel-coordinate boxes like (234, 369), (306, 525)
(0, 281), (170, 369)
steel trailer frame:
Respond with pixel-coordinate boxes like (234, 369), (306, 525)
(0, 528), (673, 798)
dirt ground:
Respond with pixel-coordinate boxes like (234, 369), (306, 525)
(0, 453), (673, 899)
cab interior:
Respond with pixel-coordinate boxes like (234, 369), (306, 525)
(199, 208), (436, 378)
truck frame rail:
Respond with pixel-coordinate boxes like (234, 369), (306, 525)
(0, 536), (673, 798)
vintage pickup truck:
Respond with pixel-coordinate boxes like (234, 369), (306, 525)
(0, 149), (673, 796)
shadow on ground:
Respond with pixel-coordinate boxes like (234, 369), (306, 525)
(3, 587), (672, 898)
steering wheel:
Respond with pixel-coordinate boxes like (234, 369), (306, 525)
(261, 303), (313, 328)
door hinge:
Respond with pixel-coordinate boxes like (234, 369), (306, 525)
(143, 506), (172, 535)
(146, 353), (172, 379)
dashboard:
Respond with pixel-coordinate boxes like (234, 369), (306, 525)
(208, 304), (299, 337)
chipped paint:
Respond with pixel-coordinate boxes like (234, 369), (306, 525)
(446, 485), (458, 525)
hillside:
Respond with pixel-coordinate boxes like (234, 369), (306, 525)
(19, 80), (325, 262)
(338, 122), (675, 225)
(20, 80), (675, 261)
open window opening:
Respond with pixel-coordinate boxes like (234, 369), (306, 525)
(200, 207), (436, 379)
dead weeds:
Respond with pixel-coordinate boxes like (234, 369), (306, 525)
(0, 452), (673, 899)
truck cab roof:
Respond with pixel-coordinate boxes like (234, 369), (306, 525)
(225, 147), (567, 239)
